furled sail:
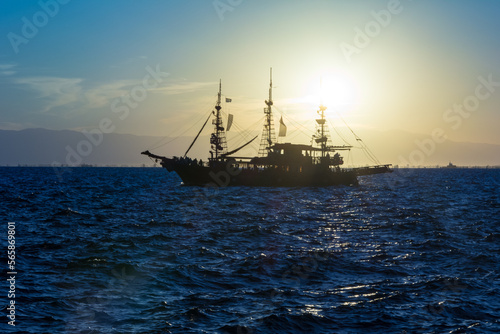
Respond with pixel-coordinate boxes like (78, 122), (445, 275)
(221, 135), (258, 157)
(278, 116), (287, 137)
(227, 113), (234, 131)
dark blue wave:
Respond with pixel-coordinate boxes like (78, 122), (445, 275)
(0, 167), (499, 333)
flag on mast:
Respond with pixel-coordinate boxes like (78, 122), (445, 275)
(278, 116), (287, 137)
(225, 98), (232, 102)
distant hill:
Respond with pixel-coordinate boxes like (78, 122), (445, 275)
(0, 128), (200, 166)
(0, 128), (499, 167)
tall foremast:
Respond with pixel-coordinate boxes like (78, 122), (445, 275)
(258, 68), (277, 157)
(210, 80), (228, 160)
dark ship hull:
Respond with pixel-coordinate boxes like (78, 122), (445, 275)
(142, 154), (391, 187)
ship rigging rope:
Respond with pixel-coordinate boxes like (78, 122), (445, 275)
(146, 93), (264, 154)
(327, 119), (352, 147)
(224, 112), (265, 153)
(147, 101), (215, 151)
(272, 105), (313, 139)
(331, 109), (381, 165)
(285, 128), (305, 142)
(274, 104), (354, 150)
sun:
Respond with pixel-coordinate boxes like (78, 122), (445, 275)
(307, 70), (359, 110)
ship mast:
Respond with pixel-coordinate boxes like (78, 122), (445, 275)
(258, 68), (276, 157)
(317, 104), (327, 158)
(210, 80), (228, 161)
(314, 77), (329, 158)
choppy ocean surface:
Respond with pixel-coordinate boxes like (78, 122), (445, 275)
(1, 167), (499, 333)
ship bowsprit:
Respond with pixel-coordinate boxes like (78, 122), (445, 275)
(354, 164), (393, 177)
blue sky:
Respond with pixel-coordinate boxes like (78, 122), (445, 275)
(1, 0), (500, 148)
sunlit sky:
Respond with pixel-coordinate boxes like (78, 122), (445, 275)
(1, 0), (500, 153)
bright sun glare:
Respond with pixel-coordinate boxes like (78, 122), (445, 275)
(302, 70), (359, 111)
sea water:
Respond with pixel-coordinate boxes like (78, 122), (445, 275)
(1, 167), (499, 333)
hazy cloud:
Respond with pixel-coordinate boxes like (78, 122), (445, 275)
(0, 63), (17, 76)
(84, 80), (137, 109)
(15, 76), (84, 113)
(155, 80), (216, 95)
(13, 76), (144, 113)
